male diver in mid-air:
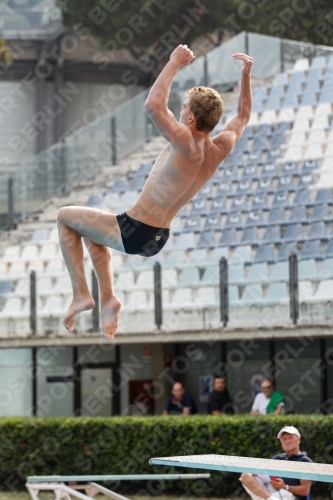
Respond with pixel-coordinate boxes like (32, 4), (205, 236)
(57, 44), (253, 339)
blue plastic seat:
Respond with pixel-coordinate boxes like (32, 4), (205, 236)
(298, 259), (317, 280)
(257, 178), (274, 194)
(236, 180), (253, 195)
(112, 179), (128, 192)
(245, 262), (269, 283)
(325, 239), (333, 257)
(210, 197), (228, 215)
(85, 194), (102, 207)
(301, 240), (322, 259)
(300, 93), (317, 105)
(306, 222), (328, 241)
(196, 183), (214, 199)
(285, 82), (302, 96)
(322, 79), (333, 92)
(230, 196), (248, 212)
(271, 134), (286, 148)
(261, 163), (278, 178)
(242, 165), (258, 180)
(319, 91), (333, 103)
(302, 159), (318, 172)
(247, 150), (264, 164)
(277, 242), (297, 261)
(0, 281), (14, 296)
(138, 163), (151, 176)
(129, 176), (146, 190)
(272, 191), (289, 207)
(240, 228), (259, 246)
(304, 80), (320, 93)
(229, 264), (246, 284)
(183, 216), (201, 233)
(224, 212), (243, 229)
(245, 210), (264, 228)
(267, 208), (286, 225)
(266, 96), (282, 110)
(263, 282), (289, 304)
(255, 124), (272, 137)
(310, 56), (325, 69)
(289, 71), (306, 83)
(241, 284), (263, 304)
(281, 161), (298, 175)
(288, 206), (308, 224)
(203, 215), (222, 231)
(270, 261), (289, 281)
(216, 182), (232, 197)
(275, 122), (291, 134)
(252, 101), (264, 113)
(266, 148), (282, 163)
(269, 85), (285, 98)
(251, 194), (270, 210)
(29, 228), (48, 244)
(262, 226), (281, 244)
(273, 73), (288, 86)
(292, 190), (311, 207)
(297, 174), (314, 190)
(253, 87), (267, 100)
(283, 223), (304, 242)
(313, 189), (333, 205)
(310, 204), (330, 221)
(222, 167), (238, 182)
(283, 95), (299, 108)
(190, 199), (209, 216)
(254, 244), (275, 263)
(318, 258), (333, 279)
(197, 231), (216, 249)
(276, 175), (295, 192)
(218, 229), (237, 247)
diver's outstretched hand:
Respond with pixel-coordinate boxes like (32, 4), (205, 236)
(233, 53), (253, 75)
(170, 44), (195, 67)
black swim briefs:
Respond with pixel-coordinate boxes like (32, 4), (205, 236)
(116, 212), (170, 257)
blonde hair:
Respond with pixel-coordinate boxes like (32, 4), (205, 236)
(185, 86), (223, 133)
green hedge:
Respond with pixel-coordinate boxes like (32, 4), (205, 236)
(0, 415), (332, 496)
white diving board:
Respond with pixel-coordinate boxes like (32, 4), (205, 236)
(27, 473), (210, 483)
(149, 454), (333, 483)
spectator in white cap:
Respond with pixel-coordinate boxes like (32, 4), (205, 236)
(240, 425), (312, 500)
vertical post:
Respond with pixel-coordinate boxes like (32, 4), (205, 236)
(92, 270), (99, 331)
(32, 347), (37, 417)
(60, 140), (67, 195)
(219, 257), (228, 327)
(245, 32), (249, 56)
(154, 262), (162, 329)
(289, 252), (299, 325)
(112, 345), (121, 415)
(111, 115), (117, 165)
(204, 55), (208, 87)
(73, 346), (81, 416)
(280, 38), (285, 73)
(30, 270), (36, 335)
(7, 176), (14, 230)
(269, 340), (275, 385)
(320, 338), (328, 414)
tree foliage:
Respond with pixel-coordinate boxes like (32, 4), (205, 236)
(0, 40), (12, 66)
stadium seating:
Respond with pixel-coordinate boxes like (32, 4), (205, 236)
(2, 53), (333, 334)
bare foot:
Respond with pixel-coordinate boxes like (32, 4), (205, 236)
(62, 295), (95, 333)
(101, 295), (122, 339)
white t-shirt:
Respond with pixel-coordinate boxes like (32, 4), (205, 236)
(251, 392), (285, 415)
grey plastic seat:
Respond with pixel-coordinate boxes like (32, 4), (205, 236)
(164, 250), (187, 267)
(187, 249), (208, 267)
(240, 228), (259, 246)
(190, 199), (208, 216)
(177, 267), (200, 287)
(304, 80), (320, 92)
(242, 165), (259, 180)
(298, 259), (317, 280)
(222, 167), (239, 182)
(254, 244), (275, 263)
(255, 124), (272, 137)
(201, 266), (219, 286)
(288, 206), (308, 224)
(236, 180), (253, 195)
(277, 175), (294, 192)
(229, 264), (245, 284)
(229, 285), (239, 305)
(208, 247), (229, 264)
(281, 161), (298, 175)
(313, 189), (333, 205)
(261, 163), (278, 178)
(196, 183), (214, 199)
(275, 122), (291, 134)
(300, 240), (322, 259)
(28, 229), (48, 244)
(297, 174), (314, 190)
(256, 177), (274, 194)
(267, 208), (285, 225)
(318, 258), (333, 279)
(183, 216), (201, 233)
(300, 93), (317, 105)
(289, 71), (306, 83)
(129, 176), (146, 190)
(310, 204), (330, 221)
(292, 190), (311, 207)
(325, 240), (333, 257)
(230, 245), (252, 265)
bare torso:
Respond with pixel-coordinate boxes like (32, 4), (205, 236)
(126, 136), (226, 228)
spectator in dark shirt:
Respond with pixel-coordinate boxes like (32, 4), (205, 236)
(207, 376), (234, 415)
(240, 425), (312, 500)
(163, 382), (197, 415)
